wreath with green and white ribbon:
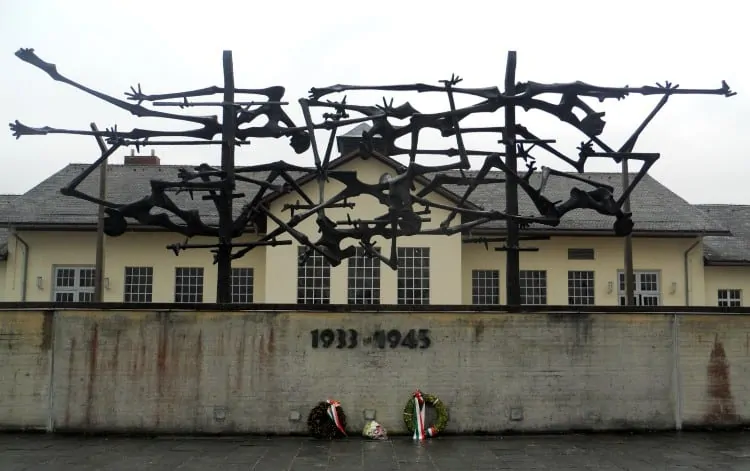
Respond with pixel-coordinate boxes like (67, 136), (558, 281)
(403, 389), (449, 439)
(307, 399), (348, 439)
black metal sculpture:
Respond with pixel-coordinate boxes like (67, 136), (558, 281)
(9, 48), (735, 304)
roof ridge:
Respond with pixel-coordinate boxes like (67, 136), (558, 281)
(696, 203), (750, 208)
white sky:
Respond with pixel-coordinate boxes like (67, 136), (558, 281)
(1, 0), (747, 203)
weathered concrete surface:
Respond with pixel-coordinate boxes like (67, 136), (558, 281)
(680, 315), (750, 428)
(2, 432), (750, 470)
(0, 311), (53, 430)
(2, 309), (750, 435)
(50, 310), (677, 434)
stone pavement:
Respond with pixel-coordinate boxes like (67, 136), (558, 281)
(1, 431), (750, 470)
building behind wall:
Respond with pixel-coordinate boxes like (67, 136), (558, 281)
(0, 138), (748, 307)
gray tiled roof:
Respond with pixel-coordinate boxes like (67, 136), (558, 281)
(0, 157), (729, 238)
(0, 164), (305, 227)
(440, 170), (727, 235)
(696, 205), (750, 264)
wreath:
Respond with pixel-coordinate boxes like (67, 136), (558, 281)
(307, 399), (348, 439)
(403, 390), (449, 439)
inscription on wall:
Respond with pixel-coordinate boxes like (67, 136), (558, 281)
(310, 329), (431, 349)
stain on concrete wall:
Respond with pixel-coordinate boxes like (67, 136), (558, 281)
(1, 310), (749, 434)
(679, 316), (750, 428)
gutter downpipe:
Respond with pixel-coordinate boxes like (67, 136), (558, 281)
(10, 226), (29, 302)
(674, 236), (701, 431)
(683, 237), (702, 307)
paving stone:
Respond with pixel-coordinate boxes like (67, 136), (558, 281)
(1, 431), (750, 470)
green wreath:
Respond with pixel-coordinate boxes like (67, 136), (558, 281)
(403, 390), (449, 438)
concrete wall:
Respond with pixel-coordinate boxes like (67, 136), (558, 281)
(1, 308), (749, 435)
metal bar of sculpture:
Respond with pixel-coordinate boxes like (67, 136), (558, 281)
(8, 48), (735, 305)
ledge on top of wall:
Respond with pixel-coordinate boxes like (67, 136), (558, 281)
(0, 302), (748, 315)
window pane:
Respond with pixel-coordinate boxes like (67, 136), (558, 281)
(397, 248), (430, 305)
(297, 247), (331, 304)
(174, 267), (204, 303)
(568, 271), (595, 305)
(231, 267), (254, 303)
(347, 248), (381, 305)
(472, 270), (500, 305)
(520, 270), (547, 305)
(124, 266), (154, 303)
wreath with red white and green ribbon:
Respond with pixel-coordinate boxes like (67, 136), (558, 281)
(403, 390), (449, 440)
(307, 399), (348, 439)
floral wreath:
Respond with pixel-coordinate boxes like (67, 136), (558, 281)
(307, 399), (348, 439)
(403, 390), (449, 440)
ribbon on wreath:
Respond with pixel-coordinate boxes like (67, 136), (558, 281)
(411, 390), (438, 440)
(326, 399), (347, 436)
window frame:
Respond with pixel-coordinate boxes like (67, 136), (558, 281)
(471, 269), (500, 305)
(52, 265), (96, 303)
(568, 270), (595, 305)
(174, 267), (204, 303)
(617, 270), (661, 306)
(231, 267), (255, 304)
(519, 270), (547, 305)
(297, 247), (331, 304)
(397, 247), (430, 305)
(718, 288), (742, 307)
(347, 248), (381, 305)
(123, 266), (154, 303)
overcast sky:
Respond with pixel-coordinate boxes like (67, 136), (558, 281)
(1, 0), (747, 204)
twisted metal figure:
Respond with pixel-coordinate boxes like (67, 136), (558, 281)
(7, 48), (736, 303)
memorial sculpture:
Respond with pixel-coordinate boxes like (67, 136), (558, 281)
(8, 48), (735, 303)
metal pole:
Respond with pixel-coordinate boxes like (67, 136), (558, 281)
(216, 50), (236, 304)
(503, 51), (521, 306)
(622, 160), (635, 305)
(91, 123), (108, 302)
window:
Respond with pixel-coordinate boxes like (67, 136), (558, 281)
(568, 248), (595, 260)
(347, 248), (380, 305)
(618, 271), (660, 306)
(53, 266), (95, 302)
(231, 267), (254, 303)
(174, 267), (204, 303)
(568, 270), (595, 305)
(297, 247), (331, 304)
(520, 270), (547, 305)
(124, 266), (153, 303)
(718, 289), (742, 307)
(397, 247), (430, 305)
(472, 270), (500, 305)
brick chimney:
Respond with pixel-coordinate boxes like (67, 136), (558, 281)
(124, 149), (160, 165)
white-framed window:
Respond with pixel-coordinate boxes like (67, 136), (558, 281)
(124, 266), (153, 303)
(520, 270), (547, 305)
(347, 248), (380, 305)
(718, 289), (742, 307)
(231, 267), (254, 303)
(53, 266), (95, 302)
(397, 247), (430, 305)
(297, 247), (331, 304)
(472, 269), (500, 305)
(174, 267), (204, 303)
(618, 270), (660, 306)
(568, 270), (595, 305)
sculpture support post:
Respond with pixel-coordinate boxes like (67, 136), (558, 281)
(621, 161), (635, 305)
(503, 51), (521, 306)
(91, 123), (108, 303)
(216, 50), (236, 304)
